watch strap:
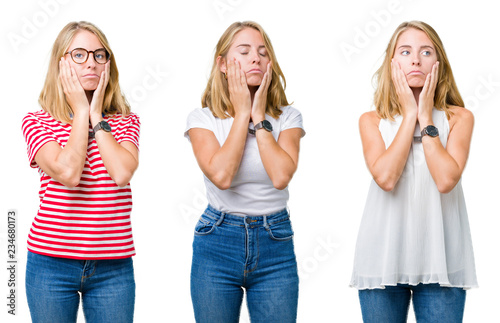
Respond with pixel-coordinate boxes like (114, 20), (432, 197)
(90, 121), (111, 138)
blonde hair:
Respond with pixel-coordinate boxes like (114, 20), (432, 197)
(202, 21), (290, 119)
(39, 21), (130, 123)
(374, 21), (464, 120)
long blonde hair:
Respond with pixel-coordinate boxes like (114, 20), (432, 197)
(374, 21), (464, 120)
(202, 21), (290, 119)
(39, 21), (130, 123)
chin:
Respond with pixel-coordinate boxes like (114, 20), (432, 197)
(246, 76), (263, 87)
(81, 82), (99, 91)
(407, 80), (425, 88)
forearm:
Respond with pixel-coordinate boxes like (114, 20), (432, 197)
(255, 130), (297, 190)
(92, 127), (138, 187)
(421, 136), (461, 193)
(49, 111), (88, 186)
(369, 116), (416, 191)
(203, 115), (249, 189)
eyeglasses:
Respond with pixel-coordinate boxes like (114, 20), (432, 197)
(65, 48), (110, 64)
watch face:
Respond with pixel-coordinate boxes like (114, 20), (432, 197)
(262, 120), (273, 132)
(426, 125), (439, 137)
(101, 121), (112, 132)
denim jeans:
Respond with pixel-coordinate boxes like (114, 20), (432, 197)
(191, 205), (299, 323)
(358, 283), (466, 323)
(26, 251), (135, 323)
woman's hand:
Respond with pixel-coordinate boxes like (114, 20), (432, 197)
(391, 59), (418, 120)
(59, 57), (89, 115)
(90, 61), (110, 120)
(251, 62), (272, 123)
(417, 61), (439, 126)
(227, 58), (251, 119)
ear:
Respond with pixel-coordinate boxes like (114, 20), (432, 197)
(217, 56), (226, 74)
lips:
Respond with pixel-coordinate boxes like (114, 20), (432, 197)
(247, 69), (263, 74)
(408, 70), (424, 76)
(83, 74), (99, 78)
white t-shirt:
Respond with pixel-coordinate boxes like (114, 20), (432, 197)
(185, 106), (305, 216)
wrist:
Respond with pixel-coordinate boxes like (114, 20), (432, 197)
(72, 109), (89, 123)
(233, 105), (251, 116)
(402, 111), (417, 123)
(251, 111), (265, 124)
(252, 116), (265, 125)
(418, 116), (433, 129)
(234, 112), (251, 124)
(90, 113), (104, 127)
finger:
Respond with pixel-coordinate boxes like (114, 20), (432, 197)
(70, 65), (81, 88)
(97, 62), (110, 93)
(59, 59), (66, 85)
(229, 60), (239, 93)
(235, 59), (246, 87)
(424, 62), (439, 98)
(422, 71), (432, 94)
(430, 61), (439, 92)
(95, 70), (106, 94)
(260, 62), (272, 92)
(62, 58), (77, 91)
(105, 61), (110, 86)
(265, 62), (272, 84)
(227, 58), (235, 90)
(391, 60), (406, 94)
(59, 58), (72, 92)
(391, 60), (403, 88)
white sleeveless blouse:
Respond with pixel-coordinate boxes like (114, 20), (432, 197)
(350, 109), (478, 290)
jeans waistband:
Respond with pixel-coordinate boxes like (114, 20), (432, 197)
(204, 204), (289, 228)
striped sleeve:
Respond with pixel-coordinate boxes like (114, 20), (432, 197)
(22, 112), (58, 168)
(113, 113), (140, 149)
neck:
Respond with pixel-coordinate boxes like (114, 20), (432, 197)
(249, 86), (258, 104)
(412, 87), (422, 105)
(85, 90), (93, 104)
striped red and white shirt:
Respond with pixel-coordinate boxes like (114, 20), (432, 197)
(22, 110), (140, 259)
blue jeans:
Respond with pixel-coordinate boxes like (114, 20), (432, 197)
(358, 283), (466, 323)
(191, 205), (299, 323)
(26, 251), (135, 323)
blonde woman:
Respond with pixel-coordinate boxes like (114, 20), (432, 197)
(22, 21), (139, 322)
(350, 21), (477, 322)
(185, 21), (305, 322)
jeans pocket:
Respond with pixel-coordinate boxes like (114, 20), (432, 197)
(266, 219), (294, 241)
(194, 215), (217, 236)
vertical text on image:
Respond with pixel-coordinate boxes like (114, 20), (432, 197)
(6, 210), (18, 316)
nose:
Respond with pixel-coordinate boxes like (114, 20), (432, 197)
(411, 53), (421, 66)
(85, 53), (97, 68)
(251, 51), (261, 64)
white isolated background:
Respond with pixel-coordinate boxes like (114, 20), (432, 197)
(1, 0), (498, 322)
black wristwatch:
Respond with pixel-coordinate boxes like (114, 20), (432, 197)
(249, 120), (273, 135)
(421, 125), (439, 138)
(91, 120), (111, 138)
